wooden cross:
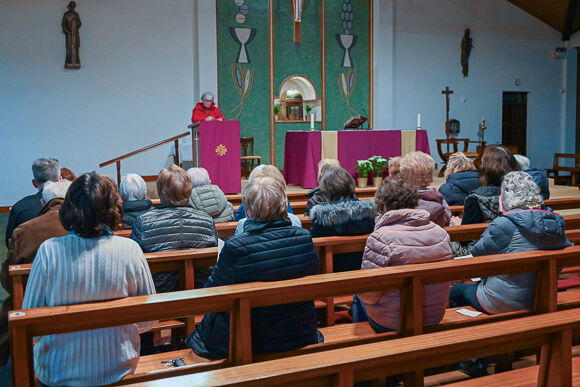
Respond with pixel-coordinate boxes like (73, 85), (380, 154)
(441, 86), (453, 138)
(293, 0), (303, 44)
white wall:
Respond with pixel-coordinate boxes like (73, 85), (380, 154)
(0, 0), (198, 205)
(0, 0), (575, 205)
(374, 0), (575, 170)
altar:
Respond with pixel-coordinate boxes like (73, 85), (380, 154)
(283, 129), (430, 188)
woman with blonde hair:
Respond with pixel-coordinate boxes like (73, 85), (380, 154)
(305, 158), (341, 216)
(387, 156), (401, 177)
(438, 152), (479, 205)
(399, 151), (451, 227)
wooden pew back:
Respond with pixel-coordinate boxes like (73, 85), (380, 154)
(10, 245), (580, 385)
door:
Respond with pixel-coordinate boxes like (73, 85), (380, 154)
(502, 92), (527, 155)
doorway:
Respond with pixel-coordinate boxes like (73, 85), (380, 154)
(502, 92), (527, 155)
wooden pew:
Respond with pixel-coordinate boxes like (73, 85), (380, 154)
(10, 245), (580, 386)
(133, 309), (580, 387)
(449, 196), (580, 217)
(224, 187), (379, 207)
(547, 153), (580, 186)
(12, 217), (580, 326)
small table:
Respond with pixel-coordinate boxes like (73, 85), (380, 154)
(284, 129), (430, 188)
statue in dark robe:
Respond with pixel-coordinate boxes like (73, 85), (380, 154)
(62, 1), (82, 69)
(461, 29), (473, 78)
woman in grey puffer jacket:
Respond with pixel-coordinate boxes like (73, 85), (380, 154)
(353, 178), (453, 332)
(187, 168), (234, 222)
(450, 172), (571, 314)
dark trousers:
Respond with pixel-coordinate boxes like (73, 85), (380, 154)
(449, 283), (487, 313)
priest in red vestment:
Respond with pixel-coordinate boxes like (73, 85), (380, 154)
(191, 91), (225, 123)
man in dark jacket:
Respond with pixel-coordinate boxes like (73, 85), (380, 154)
(186, 176), (320, 359)
(450, 171), (570, 314)
(131, 165), (217, 292)
(514, 154), (550, 200)
(0, 180), (70, 366)
(5, 158), (60, 247)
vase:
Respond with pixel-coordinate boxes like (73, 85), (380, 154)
(357, 177), (368, 188)
(373, 177), (383, 187)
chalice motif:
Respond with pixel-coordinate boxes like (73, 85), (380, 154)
(229, 27), (256, 64)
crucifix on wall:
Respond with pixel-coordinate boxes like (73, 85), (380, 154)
(441, 86), (453, 138)
(293, 0), (303, 44)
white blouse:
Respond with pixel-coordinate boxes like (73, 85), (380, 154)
(22, 231), (156, 387)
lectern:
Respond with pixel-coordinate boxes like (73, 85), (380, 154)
(187, 121), (241, 194)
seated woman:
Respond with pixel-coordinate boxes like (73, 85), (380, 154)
(514, 154), (550, 200)
(450, 171), (570, 314)
(186, 176), (321, 359)
(462, 145), (520, 225)
(131, 165), (218, 292)
(309, 167), (376, 271)
(388, 156), (401, 177)
(235, 165), (299, 229)
(22, 173), (156, 386)
(191, 91), (224, 122)
(438, 152), (479, 205)
(304, 158), (341, 217)
(187, 167), (234, 222)
(400, 151), (451, 227)
(353, 178), (452, 332)
(120, 173), (153, 229)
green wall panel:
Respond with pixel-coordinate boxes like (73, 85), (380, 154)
(216, 0), (370, 173)
(325, 0), (370, 130)
(217, 0), (271, 164)
(273, 0), (322, 169)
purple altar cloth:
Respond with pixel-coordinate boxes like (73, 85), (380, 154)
(284, 130), (430, 189)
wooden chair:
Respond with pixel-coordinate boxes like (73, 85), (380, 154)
(436, 138), (485, 177)
(547, 153), (580, 186)
(240, 137), (261, 179)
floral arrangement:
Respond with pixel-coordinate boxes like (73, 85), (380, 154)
(368, 155), (388, 177)
(355, 159), (373, 178)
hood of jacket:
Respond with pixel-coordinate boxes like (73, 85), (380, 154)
(310, 198), (376, 227)
(38, 197), (65, 216)
(416, 189), (451, 227)
(189, 184), (229, 217)
(446, 170), (479, 194)
(194, 101), (216, 112)
(502, 207), (569, 249)
(373, 208), (431, 230)
(471, 185), (501, 219)
(123, 199), (153, 213)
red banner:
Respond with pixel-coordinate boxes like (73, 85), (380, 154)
(199, 121), (241, 194)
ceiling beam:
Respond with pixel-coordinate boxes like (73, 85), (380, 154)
(562, 0), (579, 40)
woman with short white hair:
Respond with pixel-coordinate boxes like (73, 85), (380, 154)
(187, 167), (234, 223)
(400, 151), (451, 226)
(187, 176), (321, 359)
(191, 91), (225, 122)
(120, 173), (152, 229)
(450, 171), (570, 314)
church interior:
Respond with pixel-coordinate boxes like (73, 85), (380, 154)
(3, 0), (580, 385)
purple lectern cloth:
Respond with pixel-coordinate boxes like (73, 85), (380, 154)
(199, 121), (241, 194)
(284, 131), (321, 189)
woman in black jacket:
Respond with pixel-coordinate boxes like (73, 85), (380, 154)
(310, 167), (376, 271)
(187, 176), (321, 359)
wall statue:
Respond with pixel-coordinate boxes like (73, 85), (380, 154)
(62, 1), (82, 69)
(461, 28), (472, 78)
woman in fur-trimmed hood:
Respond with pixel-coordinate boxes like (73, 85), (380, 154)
(310, 167), (376, 271)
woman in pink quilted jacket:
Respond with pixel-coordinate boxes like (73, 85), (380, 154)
(353, 177), (453, 332)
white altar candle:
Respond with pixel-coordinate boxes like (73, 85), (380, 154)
(310, 113), (315, 130)
(417, 113), (421, 128)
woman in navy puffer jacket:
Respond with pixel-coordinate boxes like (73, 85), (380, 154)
(438, 152), (479, 205)
(450, 171), (570, 314)
(187, 176), (321, 359)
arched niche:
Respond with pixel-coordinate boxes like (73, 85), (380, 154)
(274, 75), (321, 122)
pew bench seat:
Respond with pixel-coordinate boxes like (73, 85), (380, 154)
(445, 355), (580, 386)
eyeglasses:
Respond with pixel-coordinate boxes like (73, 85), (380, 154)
(202, 99), (213, 102)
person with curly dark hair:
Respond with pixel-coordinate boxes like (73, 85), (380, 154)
(353, 177), (452, 332)
(22, 172), (156, 386)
